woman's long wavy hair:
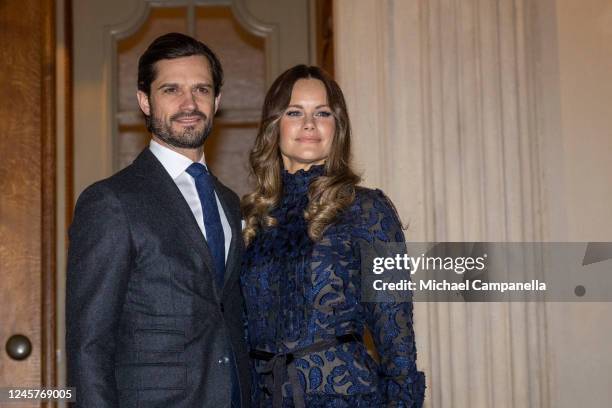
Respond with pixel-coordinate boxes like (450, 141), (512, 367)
(241, 65), (361, 246)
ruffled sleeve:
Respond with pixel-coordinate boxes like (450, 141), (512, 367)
(357, 189), (426, 407)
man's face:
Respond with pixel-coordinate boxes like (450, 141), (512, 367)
(137, 55), (220, 149)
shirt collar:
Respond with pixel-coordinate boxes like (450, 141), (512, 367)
(149, 139), (206, 180)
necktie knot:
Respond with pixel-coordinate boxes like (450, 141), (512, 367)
(186, 162), (208, 178)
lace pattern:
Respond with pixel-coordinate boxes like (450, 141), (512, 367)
(242, 165), (425, 407)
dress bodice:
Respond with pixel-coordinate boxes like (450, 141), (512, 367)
(242, 165), (425, 407)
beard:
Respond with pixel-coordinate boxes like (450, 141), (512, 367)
(146, 108), (213, 149)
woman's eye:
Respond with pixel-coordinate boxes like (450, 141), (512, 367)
(315, 111), (332, 118)
(285, 110), (302, 117)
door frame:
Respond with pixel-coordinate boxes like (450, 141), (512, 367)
(41, 0), (58, 393)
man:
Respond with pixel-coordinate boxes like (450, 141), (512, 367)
(66, 33), (249, 407)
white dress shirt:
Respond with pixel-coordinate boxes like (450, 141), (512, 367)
(149, 140), (231, 262)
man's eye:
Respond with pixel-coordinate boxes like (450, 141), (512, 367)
(163, 87), (177, 94)
(195, 87), (210, 94)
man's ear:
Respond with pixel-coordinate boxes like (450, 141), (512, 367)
(214, 93), (222, 114)
(136, 90), (151, 116)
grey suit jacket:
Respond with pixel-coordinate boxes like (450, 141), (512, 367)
(66, 148), (250, 407)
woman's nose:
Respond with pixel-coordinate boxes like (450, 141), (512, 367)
(303, 115), (315, 130)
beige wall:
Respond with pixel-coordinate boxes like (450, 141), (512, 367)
(556, 0), (612, 241)
(546, 0), (612, 406)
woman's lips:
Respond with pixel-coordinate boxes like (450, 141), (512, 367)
(296, 136), (321, 143)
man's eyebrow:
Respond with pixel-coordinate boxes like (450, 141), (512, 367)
(156, 82), (213, 89)
(157, 83), (178, 90)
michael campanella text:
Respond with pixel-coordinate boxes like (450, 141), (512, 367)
(373, 279), (547, 293)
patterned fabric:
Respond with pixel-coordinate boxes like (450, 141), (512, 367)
(242, 165), (426, 407)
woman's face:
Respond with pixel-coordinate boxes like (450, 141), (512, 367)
(279, 78), (335, 174)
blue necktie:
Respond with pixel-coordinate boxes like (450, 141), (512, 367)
(186, 163), (225, 289)
(187, 164), (240, 406)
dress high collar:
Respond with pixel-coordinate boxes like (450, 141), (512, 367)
(281, 164), (325, 197)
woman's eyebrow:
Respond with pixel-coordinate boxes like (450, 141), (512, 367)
(285, 104), (330, 109)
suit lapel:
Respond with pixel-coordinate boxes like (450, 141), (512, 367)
(213, 178), (242, 293)
(132, 149), (220, 300)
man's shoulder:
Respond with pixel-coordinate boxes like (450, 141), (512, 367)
(75, 154), (154, 210)
(81, 163), (139, 196)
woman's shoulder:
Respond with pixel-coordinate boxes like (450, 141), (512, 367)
(343, 186), (403, 241)
(348, 187), (404, 234)
(353, 186), (398, 214)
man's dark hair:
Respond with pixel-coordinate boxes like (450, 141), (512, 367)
(138, 32), (224, 96)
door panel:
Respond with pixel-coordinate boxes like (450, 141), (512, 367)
(0, 0), (56, 403)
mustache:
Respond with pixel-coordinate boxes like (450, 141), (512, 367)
(170, 110), (207, 121)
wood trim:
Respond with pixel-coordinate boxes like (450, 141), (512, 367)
(40, 0), (57, 399)
(65, 0), (74, 224)
(315, 0), (334, 77)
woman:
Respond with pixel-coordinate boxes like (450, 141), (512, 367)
(241, 65), (425, 407)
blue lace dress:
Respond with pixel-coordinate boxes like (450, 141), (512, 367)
(242, 165), (426, 407)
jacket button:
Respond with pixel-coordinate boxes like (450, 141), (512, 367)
(219, 303), (224, 313)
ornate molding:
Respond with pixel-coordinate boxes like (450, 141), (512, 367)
(103, 0), (278, 171)
(230, 0), (279, 85)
